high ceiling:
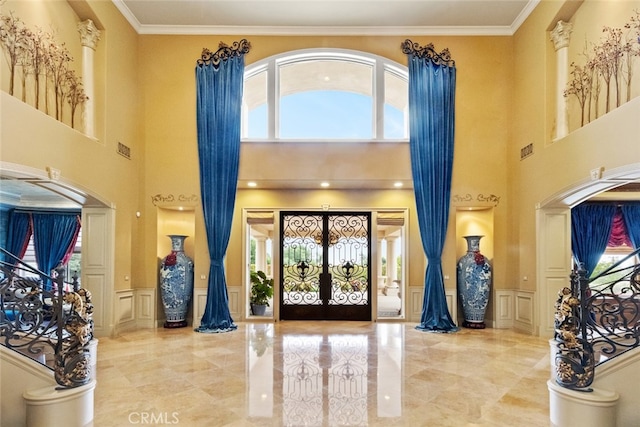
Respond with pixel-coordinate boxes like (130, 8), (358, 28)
(113, 0), (539, 36)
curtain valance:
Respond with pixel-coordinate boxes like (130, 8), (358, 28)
(401, 39), (455, 67)
(196, 39), (251, 68)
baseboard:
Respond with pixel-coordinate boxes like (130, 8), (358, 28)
(114, 288), (159, 332)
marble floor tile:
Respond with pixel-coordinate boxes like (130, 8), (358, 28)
(93, 322), (551, 426)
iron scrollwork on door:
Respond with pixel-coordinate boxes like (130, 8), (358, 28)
(281, 212), (371, 319)
(328, 214), (369, 306)
(282, 214), (323, 305)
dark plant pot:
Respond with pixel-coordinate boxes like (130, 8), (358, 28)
(251, 303), (267, 316)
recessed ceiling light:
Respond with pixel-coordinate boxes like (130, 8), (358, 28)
(248, 182), (257, 187)
(394, 182), (403, 188)
(320, 182), (330, 188)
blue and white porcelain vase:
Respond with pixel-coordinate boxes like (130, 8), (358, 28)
(160, 235), (194, 328)
(457, 235), (492, 329)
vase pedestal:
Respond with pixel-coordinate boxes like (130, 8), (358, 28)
(164, 319), (188, 329)
(463, 320), (487, 329)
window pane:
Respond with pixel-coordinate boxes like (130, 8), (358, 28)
(280, 91), (372, 138)
(384, 70), (408, 139)
(278, 60), (373, 139)
(591, 249), (635, 292)
(243, 69), (267, 138)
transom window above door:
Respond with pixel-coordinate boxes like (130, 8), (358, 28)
(242, 49), (408, 141)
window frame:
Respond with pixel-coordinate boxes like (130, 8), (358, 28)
(18, 228), (81, 286)
(241, 48), (409, 143)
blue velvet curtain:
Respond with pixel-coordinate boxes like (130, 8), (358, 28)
(194, 41), (250, 333)
(403, 40), (458, 332)
(32, 212), (81, 289)
(0, 208), (9, 257)
(571, 203), (616, 278)
(621, 204), (640, 249)
(3, 210), (33, 266)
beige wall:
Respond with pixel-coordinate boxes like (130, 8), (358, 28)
(137, 33), (513, 324)
(510, 0), (565, 295)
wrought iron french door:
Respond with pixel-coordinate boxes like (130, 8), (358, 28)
(280, 212), (371, 320)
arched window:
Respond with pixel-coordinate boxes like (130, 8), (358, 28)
(242, 49), (408, 141)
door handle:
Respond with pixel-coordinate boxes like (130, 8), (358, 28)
(319, 273), (331, 300)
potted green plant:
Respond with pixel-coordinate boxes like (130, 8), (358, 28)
(250, 270), (274, 316)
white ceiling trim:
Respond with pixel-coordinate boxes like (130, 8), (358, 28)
(134, 24), (517, 37)
(112, 0), (142, 32)
(112, 0), (539, 37)
(511, 0), (540, 34)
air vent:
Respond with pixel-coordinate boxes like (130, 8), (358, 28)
(117, 142), (131, 159)
(520, 143), (533, 160)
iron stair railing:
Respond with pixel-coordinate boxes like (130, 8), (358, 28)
(0, 248), (94, 388)
(554, 248), (640, 391)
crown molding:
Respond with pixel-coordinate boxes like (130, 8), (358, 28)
(135, 24), (517, 37)
(112, 0), (539, 37)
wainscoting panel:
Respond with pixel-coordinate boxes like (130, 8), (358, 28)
(514, 290), (536, 334)
(192, 286), (240, 327)
(445, 288), (457, 326)
(135, 288), (156, 328)
(409, 286), (423, 323)
(115, 290), (135, 334)
(228, 286), (241, 317)
(407, 287), (457, 325)
(495, 290), (515, 329)
(193, 288), (208, 329)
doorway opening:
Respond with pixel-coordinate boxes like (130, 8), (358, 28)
(280, 211), (371, 321)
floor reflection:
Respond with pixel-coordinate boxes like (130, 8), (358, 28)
(327, 335), (368, 425)
(93, 322), (551, 426)
(249, 323), (404, 425)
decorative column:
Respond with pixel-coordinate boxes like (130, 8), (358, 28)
(78, 19), (101, 139)
(386, 236), (398, 284)
(254, 236), (267, 273)
(550, 20), (573, 140)
(377, 237), (385, 292)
